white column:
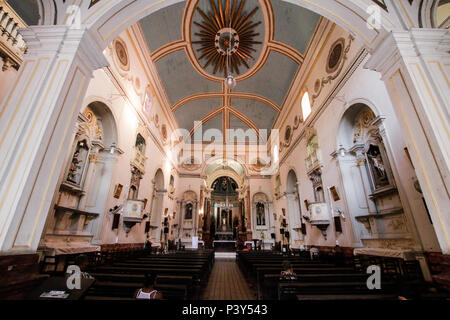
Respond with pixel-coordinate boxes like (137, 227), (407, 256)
(0, 26), (108, 254)
(366, 29), (450, 254)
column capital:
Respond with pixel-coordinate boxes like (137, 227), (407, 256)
(365, 29), (450, 77)
(20, 25), (109, 72)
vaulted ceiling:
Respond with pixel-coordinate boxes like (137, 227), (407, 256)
(139, 0), (320, 142)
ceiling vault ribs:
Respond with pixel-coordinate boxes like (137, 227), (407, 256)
(137, 0), (322, 139)
(151, 40), (187, 62)
(188, 106), (262, 141)
(268, 41), (304, 65)
(189, 107), (225, 136)
(171, 92), (281, 112)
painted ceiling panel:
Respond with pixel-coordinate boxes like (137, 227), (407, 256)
(139, 2), (185, 52)
(271, 0), (320, 54)
(236, 50), (299, 106)
(155, 50), (221, 105)
(229, 114), (258, 142)
(231, 98), (277, 134)
(174, 98), (222, 131)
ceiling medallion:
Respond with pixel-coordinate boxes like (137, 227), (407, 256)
(192, 0), (262, 76)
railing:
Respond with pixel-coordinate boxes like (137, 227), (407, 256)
(0, 0), (28, 70)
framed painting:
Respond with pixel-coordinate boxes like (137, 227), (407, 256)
(113, 184), (123, 199)
(329, 186), (340, 201)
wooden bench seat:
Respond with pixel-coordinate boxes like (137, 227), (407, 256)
(278, 281), (398, 300)
(261, 273), (371, 299)
(87, 281), (188, 300)
(296, 294), (399, 301)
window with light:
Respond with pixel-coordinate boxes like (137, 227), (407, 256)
(301, 91), (312, 121)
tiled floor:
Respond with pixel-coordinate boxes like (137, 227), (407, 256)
(202, 259), (256, 300)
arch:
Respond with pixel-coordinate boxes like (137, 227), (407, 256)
(202, 156), (248, 187)
(336, 102), (378, 150)
(153, 168), (165, 189)
(286, 169), (298, 194)
(77, 0), (394, 52)
(253, 192), (269, 228)
(84, 100), (119, 148)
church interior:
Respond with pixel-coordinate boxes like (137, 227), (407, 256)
(0, 0), (449, 302)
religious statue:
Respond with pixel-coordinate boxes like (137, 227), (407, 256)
(67, 141), (88, 185)
(185, 203), (193, 220)
(367, 145), (388, 188)
(67, 151), (81, 183)
(256, 202), (265, 226)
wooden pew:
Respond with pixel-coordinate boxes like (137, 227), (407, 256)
(278, 280), (399, 300)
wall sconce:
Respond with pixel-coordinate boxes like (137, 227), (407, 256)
(110, 142), (117, 154)
(338, 144), (346, 157)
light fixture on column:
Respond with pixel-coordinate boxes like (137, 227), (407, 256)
(338, 144), (346, 157)
(110, 142), (117, 154)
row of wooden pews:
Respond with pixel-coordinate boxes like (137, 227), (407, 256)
(237, 251), (445, 300)
(82, 250), (214, 300)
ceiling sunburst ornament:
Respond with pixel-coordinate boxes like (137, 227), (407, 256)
(192, 0), (262, 76)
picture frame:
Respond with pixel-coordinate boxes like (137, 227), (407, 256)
(113, 183), (123, 199)
(329, 186), (340, 201)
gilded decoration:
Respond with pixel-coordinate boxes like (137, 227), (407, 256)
(113, 38), (130, 72)
(192, 0), (262, 76)
(311, 35), (353, 105)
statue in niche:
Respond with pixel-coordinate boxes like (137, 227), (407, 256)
(256, 202), (266, 226)
(67, 140), (88, 185)
(367, 144), (388, 188)
(185, 203), (193, 220)
(129, 166), (143, 199)
(135, 133), (146, 153)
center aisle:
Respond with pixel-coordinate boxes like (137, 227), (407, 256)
(202, 259), (256, 300)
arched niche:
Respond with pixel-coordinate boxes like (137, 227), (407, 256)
(41, 100), (120, 251)
(177, 190), (198, 241)
(252, 192), (269, 229)
(85, 101), (118, 148)
(336, 102), (410, 248)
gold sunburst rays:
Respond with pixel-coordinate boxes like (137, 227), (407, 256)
(192, 0), (262, 76)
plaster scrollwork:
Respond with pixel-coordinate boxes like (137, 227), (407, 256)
(311, 35), (354, 105)
(111, 37), (130, 76)
(279, 115), (301, 152)
(81, 107), (103, 142)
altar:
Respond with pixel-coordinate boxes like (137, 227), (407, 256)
(213, 240), (236, 252)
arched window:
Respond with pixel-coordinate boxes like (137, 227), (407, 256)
(301, 91), (312, 121)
